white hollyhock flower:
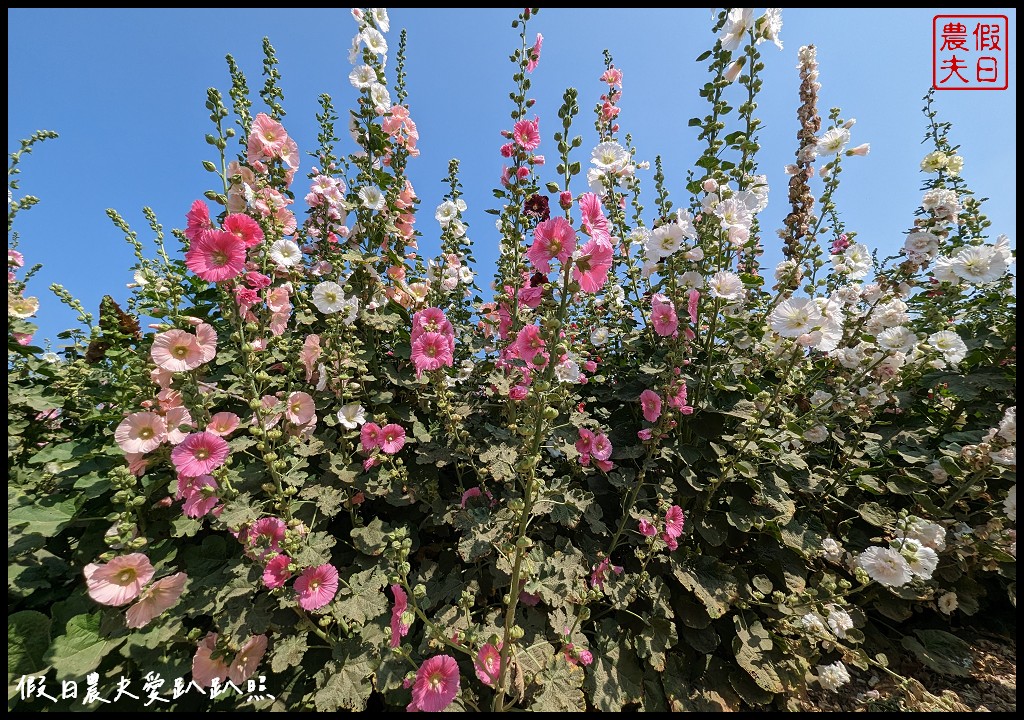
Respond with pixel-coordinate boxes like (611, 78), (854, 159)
(719, 7), (754, 52)
(901, 516), (947, 552)
(358, 185), (386, 211)
(435, 200), (458, 227)
(927, 330), (968, 365)
(800, 612), (828, 636)
(892, 538), (939, 580)
(938, 592), (958, 614)
(760, 8), (783, 50)
(590, 327), (609, 347)
(816, 127), (851, 156)
(857, 546), (912, 587)
(769, 297), (822, 338)
(803, 425), (828, 443)
(590, 141), (629, 173)
(269, 239), (302, 269)
(820, 538), (844, 562)
(349, 64), (377, 90)
(834, 243), (873, 279)
(876, 326), (918, 354)
(951, 244), (1007, 284)
(708, 271), (744, 302)
(1005, 485), (1016, 522)
(369, 82), (391, 111)
(998, 406), (1016, 442)
(647, 223), (685, 260)
(337, 404), (366, 429)
(360, 27), (388, 57)
(369, 8), (390, 32)
(826, 606), (854, 639)
(817, 661), (851, 692)
(312, 281), (347, 314)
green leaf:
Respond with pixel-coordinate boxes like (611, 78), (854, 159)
(8, 611), (51, 676)
(351, 518), (392, 557)
(901, 629), (973, 677)
(270, 633), (308, 674)
(314, 640), (377, 711)
(530, 657), (586, 711)
(583, 622), (644, 711)
(45, 613), (121, 679)
(672, 555), (738, 619)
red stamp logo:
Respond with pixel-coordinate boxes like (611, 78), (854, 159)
(933, 15), (1009, 90)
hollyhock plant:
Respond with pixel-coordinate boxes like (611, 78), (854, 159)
(665, 505), (685, 538)
(285, 391), (316, 425)
(295, 563), (339, 610)
(389, 584), (410, 648)
(84, 553), (155, 606)
(185, 229), (247, 282)
(527, 217), (576, 274)
(171, 431), (229, 477)
(125, 572), (187, 629)
(408, 655), (460, 713)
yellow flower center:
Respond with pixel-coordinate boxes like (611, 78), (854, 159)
(138, 427), (154, 440)
(117, 569), (136, 585)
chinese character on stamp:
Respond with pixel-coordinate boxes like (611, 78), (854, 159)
(933, 15), (1009, 90)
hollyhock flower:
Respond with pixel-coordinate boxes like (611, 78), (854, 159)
(361, 422), (383, 452)
(245, 271), (272, 289)
(576, 427), (595, 459)
(460, 487), (484, 507)
(337, 404), (367, 430)
(165, 405), (194, 445)
(228, 634), (268, 685)
(192, 632), (229, 688)
(114, 412), (167, 454)
(651, 294), (678, 337)
(528, 217), (576, 274)
(269, 239), (302, 269)
(662, 533), (679, 551)
(298, 334), (322, 385)
(719, 7), (753, 51)
(181, 475), (219, 518)
(380, 424), (406, 454)
(589, 557), (623, 589)
(509, 385), (529, 401)
(285, 391), (316, 426)
(513, 117), (541, 152)
(769, 297), (822, 338)
(171, 431), (229, 477)
(927, 330), (968, 365)
(856, 546), (912, 588)
(412, 332), (455, 377)
(84, 553), (155, 606)
(514, 324), (547, 365)
(186, 230), (246, 282)
(664, 506), (685, 538)
(185, 199), (214, 241)
(816, 661), (851, 692)
(951, 244), (1007, 284)
(295, 563), (339, 610)
(223, 213), (264, 248)
(574, 237), (614, 293)
(578, 192), (609, 237)
(639, 519), (657, 537)
(408, 655), (460, 713)
(526, 33), (543, 72)
(640, 390), (662, 423)
(389, 584), (410, 648)
(707, 271), (744, 301)
(637, 428), (653, 441)
(12, 331), (33, 344)
(938, 592), (958, 614)
(358, 185), (386, 211)
(247, 516), (287, 555)
(892, 538), (938, 579)
(312, 281), (348, 314)
(591, 141), (629, 173)
(151, 329), (204, 372)
(687, 289), (700, 325)
(475, 643), (503, 686)
(194, 323), (217, 364)
(125, 572), (187, 629)
(263, 554), (292, 589)
(524, 193), (550, 221)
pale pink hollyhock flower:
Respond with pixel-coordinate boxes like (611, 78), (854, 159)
(195, 323), (218, 364)
(412, 332), (454, 377)
(285, 391), (316, 425)
(9, 249), (25, 267)
(114, 412), (167, 454)
(185, 199), (214, 242)
(408, 655), (460, 712)
(361, 422), (383, 452)
(475, 643), (503, 686)
(380, 424), (407, 454)
(223, 213), (264, 248)
(574, 237), (614, 293)
(512, 117), (541, 152)
(84, 553), (155, 606)
(207, 412), (240, 437)
(601, 67), (623, 86)
(165, 405), (194, 445)
(583, 360), (597, 373)
(150, 367), (174, 389)
(124, 452), (149, 477)
(639, 519), (657, 537)
(125, 572), (187, 629)
(295, 563), (339, 610)
(228, 634), (268, 685)
(687, 289), (700, 325)
(847, 143), (870, 157)
(171, 431), (229, 477)
(514, 324), (546, 365)
(389, 584), (410, 648)
(13, 333), (33, 345)
(186, 229), (247, 282)
(192, 632), (229, 688)
(526, 33), (543, 72)
(509, 385), (529, 401)
(651, 294), (678, 337)
(151, 329), (204, 372)
(247, 113), (288, 163)
(263, 554), (292, 589)
(665, 505), (685, 538)
(640, 389), (663, 423)
(300, 334), (322, 384)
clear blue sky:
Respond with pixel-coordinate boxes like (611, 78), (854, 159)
(7, 8), (1017, 346)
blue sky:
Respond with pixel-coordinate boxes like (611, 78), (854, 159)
(7, 8), (1017, 346)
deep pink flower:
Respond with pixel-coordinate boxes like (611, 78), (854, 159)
(528, 217), (576, 274)
(262, 554), (292, 589)
(186, 229), (247, 282)
(460, 487), (483, 508)
(651, 294), (678, 337)
(526, 33), (543, 73)
(687, 288), (700, 325)
(576, 427), (595, 457)
(192, 632), (229, 688)
(181, 475), (219, 518)
(518, 284), (544, 308)
(185, 200), (214, 242)
(125, 572), (187, 629)
(409, 655), (460, 713)
(475, 643), (503, 687)
(247, 516), (287, 555)
(171, 431), (229, 477)
(361, 422), (383, 452)
(559, 191), (573, 210)
(114, 412), (167, 454)
(662, 533), (679, 551)
(390, 584), (410, 648)
(412, 332), (454, 377)
(664, 505), (686, 538)
(592, 432), (613, 462)
(578, 192), (609, 237)
(589, 557), (623, 589)
(245, 271), (272, 289)
(637, 428), (653, 441)
(508, 385), (529, 402)
(295, 563), (339, 610)
(512, 117), (541, 152)
(639, 519), (657, 537)
(514, 324), (546, 365)
(380, 424), (406, 454)
(223, 213), (265, 248)
(640, 389), (663, 423)
(412, 307), (454, 341)
(573, 237), (613, 293)
(84, 553), (155, 606)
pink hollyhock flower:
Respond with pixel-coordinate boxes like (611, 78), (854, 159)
(687, 288), (700, 325)
(247, 516), (287, 555)
(460, 487), (483, 507)
(13, 333), (33, 345)
(499, 143), (514, 158)
(84, 553), (155, 606)
(192, 632), (229, 688)
(185, 199), (214, 242)
(584, 360), (597, 373)
(124, 452), (149, 477)
(640, 389), (663, 423)
(475, 643), (503, 687)
(508, 385), (529, 401)
(592, 432), (613, 462)
(512, 117), (541, 152)
(380, 424), (406, 454)
(245, 271), (272, 289)
(171, 431), (229, 477)
(594, 458), (615, 472)
(577, 427), (595, 456)
(247, 113), (288, 163)
(151, 329), (204, 372)
(578, 192), (609, 237)
(186, 229), (246, 282)
(639, 519), (657, 537)
(361, 422), (383, 453)
(412, 332), (454, 377)
(573, 237), (614, 293)
(559, 191), (573, 210)
(300, 334), (322, 384)
(165, 405), (194, 445)
(114, 412), (167, 454)
(285, 391), (316, 426)
(518, 284), (544, 308)
(601, 67), (623, 86)
(207, 412), (240, 437)
(412, 307), (454, 342)
(229, 634), (268, 685)
(194, 323), (217, 364)
(295, 563), (339, 610)
(577, 649), (594, 666)
(514, 324), (546, 365)
(223, 213), (265, 248)
(664, 505), (686, 538)
(180, 475), (219, 518)
(651, 294), (678, 337)
(125, 572), (187, 629)
(150, 367), (174, 389)
(9, 249), (25, 267)
(263, 554), (292, 589)
(389, 584), (410, 648)
(637, 428), (653, 441)
(408, 655), (460, 713)
(526, 33), (543, 72)
(662, 533), (679, 551)
(668, 382), (691, 411)
(589, 557), (624, 589)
